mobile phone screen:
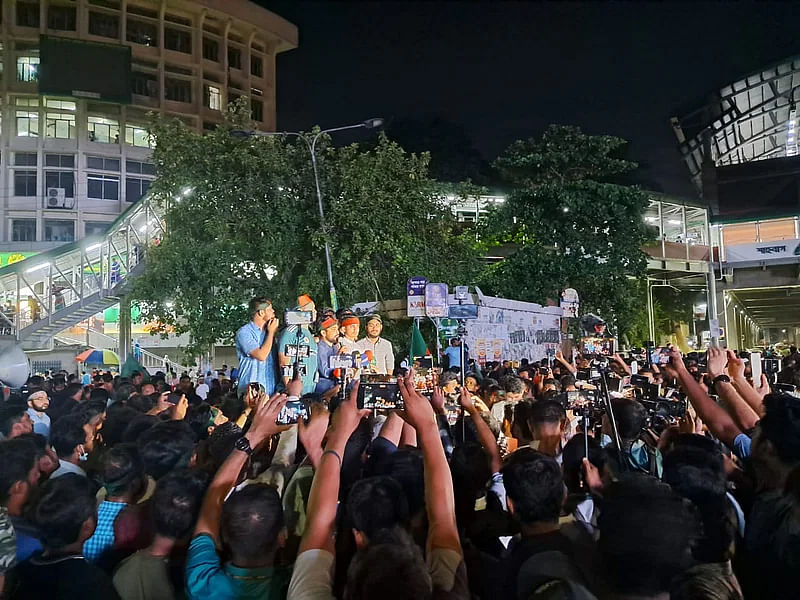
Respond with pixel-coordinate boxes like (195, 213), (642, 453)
(751, 352), (762, 385)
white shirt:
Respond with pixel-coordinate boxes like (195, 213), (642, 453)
(195, 383), (209, 400)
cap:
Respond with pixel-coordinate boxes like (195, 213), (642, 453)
(297, 294), (314, 309)
(367, 314), (383, 324)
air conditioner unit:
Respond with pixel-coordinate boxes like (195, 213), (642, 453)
(45, 188), (73, 209)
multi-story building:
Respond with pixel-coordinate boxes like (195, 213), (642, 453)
(0, 0), (297, 258)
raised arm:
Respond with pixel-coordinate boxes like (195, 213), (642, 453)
(727, 350), (767, 418)
(667, 348), (742, 447)
(399, 371), (461, 554)
(249, 318), (280, 361)
(555, 349), (577, 374)
(460, 387), (501, 473)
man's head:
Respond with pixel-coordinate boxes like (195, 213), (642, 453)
(341, 316), (360, 340)
(297, 294), (316, 321)
(318, 315), (340, 345)
(101, 443), (146, 502)
(598, 475), (698, 597)
(450, 337), (460, 347)
(559, 374), (577, 391)
(0, 438), (41, 509)
(115, 381), (136, 405)
(248, 297), (275, 325)
(608, 397), (647, 442)
(139, 382), (155, 397)
(464, 374), (479, 393)
(221, 483), (285, 564)
(137, 421), (196, 479)
(101, 372), (114, 391)
(51, 414), (94, 460)
(152, 469), (209, 541)
(345, 476), (410, 549)
(439, 371), (460, 395)
(528, 399), (567, 440)
(131, 371), (144, 386)
(0, 405), (33, 439)
(366, 314), (383, 339)
(31, 473), (97, 551)
(65, 382), (84, 402)
(179, 375), (192, 392)
(751, 393), (800, 473)
(501, 449), (564, 526)
(503, 375), (526, 402)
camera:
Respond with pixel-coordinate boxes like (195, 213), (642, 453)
(358, 374), (403, 410)
(763, 359), (781, 375)
(276, 398), (308, 425)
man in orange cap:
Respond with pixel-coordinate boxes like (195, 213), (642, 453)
(314, 314), (341, 394)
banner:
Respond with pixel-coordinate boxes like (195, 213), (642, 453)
(407, 277), (427, 317)
(724, 239), (800, 264)
(425, 283), (449, 318)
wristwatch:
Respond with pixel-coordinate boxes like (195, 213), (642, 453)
(234, 435), (253, 456)
(712, 374), (732, 386)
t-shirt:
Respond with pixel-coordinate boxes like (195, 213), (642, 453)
(113, 550), (177, 600)
(26, 408), (50, 440)
(83, 500), (128, 563)
(185, 534), (291, 600)
(495, 531), (580, 600)
(277, 327), (318, 395)
(733, 432), (751, 461)
(443, 346), (462, 369)
(195, 383), (209, 400)
(235, 321), (277, 396)
(10, 516), (42, 563)
(82, 373), (91, 386)
(15, 554), (121, 600)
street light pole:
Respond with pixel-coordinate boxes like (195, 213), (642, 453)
(233, 118), (383, 311)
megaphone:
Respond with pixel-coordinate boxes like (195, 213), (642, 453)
(0, 342), (31, 388)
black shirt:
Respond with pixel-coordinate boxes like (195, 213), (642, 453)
(497, 530), (578, 600)
(14, 553), (120, 600)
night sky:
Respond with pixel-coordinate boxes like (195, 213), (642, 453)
(262, 1), (800, 198)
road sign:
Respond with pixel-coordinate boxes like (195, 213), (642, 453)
(407, 277), (428, 317)
(425, 283), (449, 318)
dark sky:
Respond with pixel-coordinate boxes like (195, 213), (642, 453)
(262, 1), (800, 198)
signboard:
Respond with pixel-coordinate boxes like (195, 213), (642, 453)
(560, 288), (580, 318)
(425, 283), (449, 318)
(0, 252), (36, 267)
(407, 277), (428, 317)
(709, 318), (722, 340)
(724, 239), (800, 264)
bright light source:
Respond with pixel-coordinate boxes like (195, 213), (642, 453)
(645, 216), (658, 223)
(181, 186), (193, 197)
(26, 263), (50, 273)
(783, 329), (788, 333)
(165, 301), (174, 308)
(668, 219), (682, 225)
(85, 243), (101, 252)
(562, 207), (569, 213)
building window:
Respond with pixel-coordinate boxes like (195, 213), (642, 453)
(11, 219), (36, 242)
(44, 220), (75, 242)
(13, 153), (37, 166)
(85, 221), (110, 236)
(228, 47), (242, 70)
(17, 57), (39, 83)
(204, 85), (221, 111)
(48, 5), (76, 31)
(124, 125), (152, 148)
(202, 37), (218, 61)
(125, 177), (151, 202)
(45, 112), (76, 139)
(127, 18), (158, 47)
(251, 98), (263, 122)
(164, 27), (191, 53)
(88, 11), (119, 38)
(89, 0), (120, 9)
(14, 170), (37, 196)
(165, 78), (191, 103)
(87, 174), (119, 200)
(45, 153), (74, 168)
(251, 55), (263, 78)
(131, 71), (158, 98)
(86, 156), (119, 171)
(15, 111), (38, 137)
(127, 4), (156, 18)
(45, 171), (75, 198)
(16, 2), (40, 28)
(87, 116), (120, 143)
(126, 159), (155, 175)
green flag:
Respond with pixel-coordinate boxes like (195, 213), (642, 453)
(410, 321), (428, 359)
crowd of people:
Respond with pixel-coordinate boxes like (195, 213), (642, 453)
(0, 298), (798, 599)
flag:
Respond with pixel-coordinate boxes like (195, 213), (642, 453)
(410, 321), (428, 358)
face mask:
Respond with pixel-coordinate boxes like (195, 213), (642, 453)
(78, 445), (89, 462)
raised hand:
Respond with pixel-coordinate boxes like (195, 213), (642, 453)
(247, 392), (290, 445)
(398, 369), (435, 432)
(298, 402), (330, 466)
(430, 385), (446, 415)
(707, 347), (728, 379)
(726, 349), (745, 380)
(329, 381), (369, 444)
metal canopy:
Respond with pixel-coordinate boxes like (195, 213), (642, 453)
(728, 286), (800, 327)
(673, 56), (800, 189)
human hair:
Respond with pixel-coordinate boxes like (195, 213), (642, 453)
(759, 393), (800, 464)
(503, 376), (525, 395)
(31, 473), (96, 549)
(221, 483), (284, 561)
(344, 476), (410, 538)
(152, 469), (209, 540)
(345, 527), (432, 600)
(248, 297), (272, 318)
(76, 398), (107, 424)
(65, 382), (84, 399)
(136, 421), (195, 479)
(122, 414), (159, 443)
(0, 404), (26, 437)
(101, 406), (141, 447)
(220, 393), (245, 422)
(562, 434), (607, 494)
(383, 449), (426, 517)
(205, 421), (243, 472)
(501, 449), (564, 524)
(529, 400), (566, 426)
(50, 414), (87, 458)
(438, 371), (459, 388)
(611, 397), (647, 441)
(102, 443), (146, 498)
(0, 438), (38, 503)
(598, 475), (699, 596)
(560, 373), (576, 388)
(126, 393), (154, 413)
(115, 382), (136, 404)
(186, 403), (213, 441)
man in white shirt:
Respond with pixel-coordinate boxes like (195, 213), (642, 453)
(359, 314), (395, 375)
(195, 375), (209, 401)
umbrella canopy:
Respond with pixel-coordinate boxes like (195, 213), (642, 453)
(76, 348), (120, 365)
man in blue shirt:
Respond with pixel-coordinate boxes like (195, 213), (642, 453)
(278, 295), (318, 395)
(442, 338), (463, 370)
(315, 315), (340, 395)
(26, 390), (51, 441)
(235, 298), (280, 398)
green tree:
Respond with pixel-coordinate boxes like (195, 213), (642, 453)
(131, 102), (480, 357)
(478, 125), (650, 338)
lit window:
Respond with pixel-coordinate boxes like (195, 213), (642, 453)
(124, 125), (152, 148)
(205, 85), (221, 111)
(44, 99), (76, 111)
(44, 220), (75, 242)
(16, 111), (39, 137)
(16, 57), (39, 83)
(87, 116), (120, 144)
(45, 113), (76, 139)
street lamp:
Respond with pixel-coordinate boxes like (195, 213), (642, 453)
(232, 118), (384, 311)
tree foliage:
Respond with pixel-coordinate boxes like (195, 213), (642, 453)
(131, 102), (481, 356)
(478, 125), (650, 338)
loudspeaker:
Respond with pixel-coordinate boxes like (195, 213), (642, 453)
(0, 343), (30, 388)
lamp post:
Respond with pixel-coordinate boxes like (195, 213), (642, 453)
(233, 118), (384, 311)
